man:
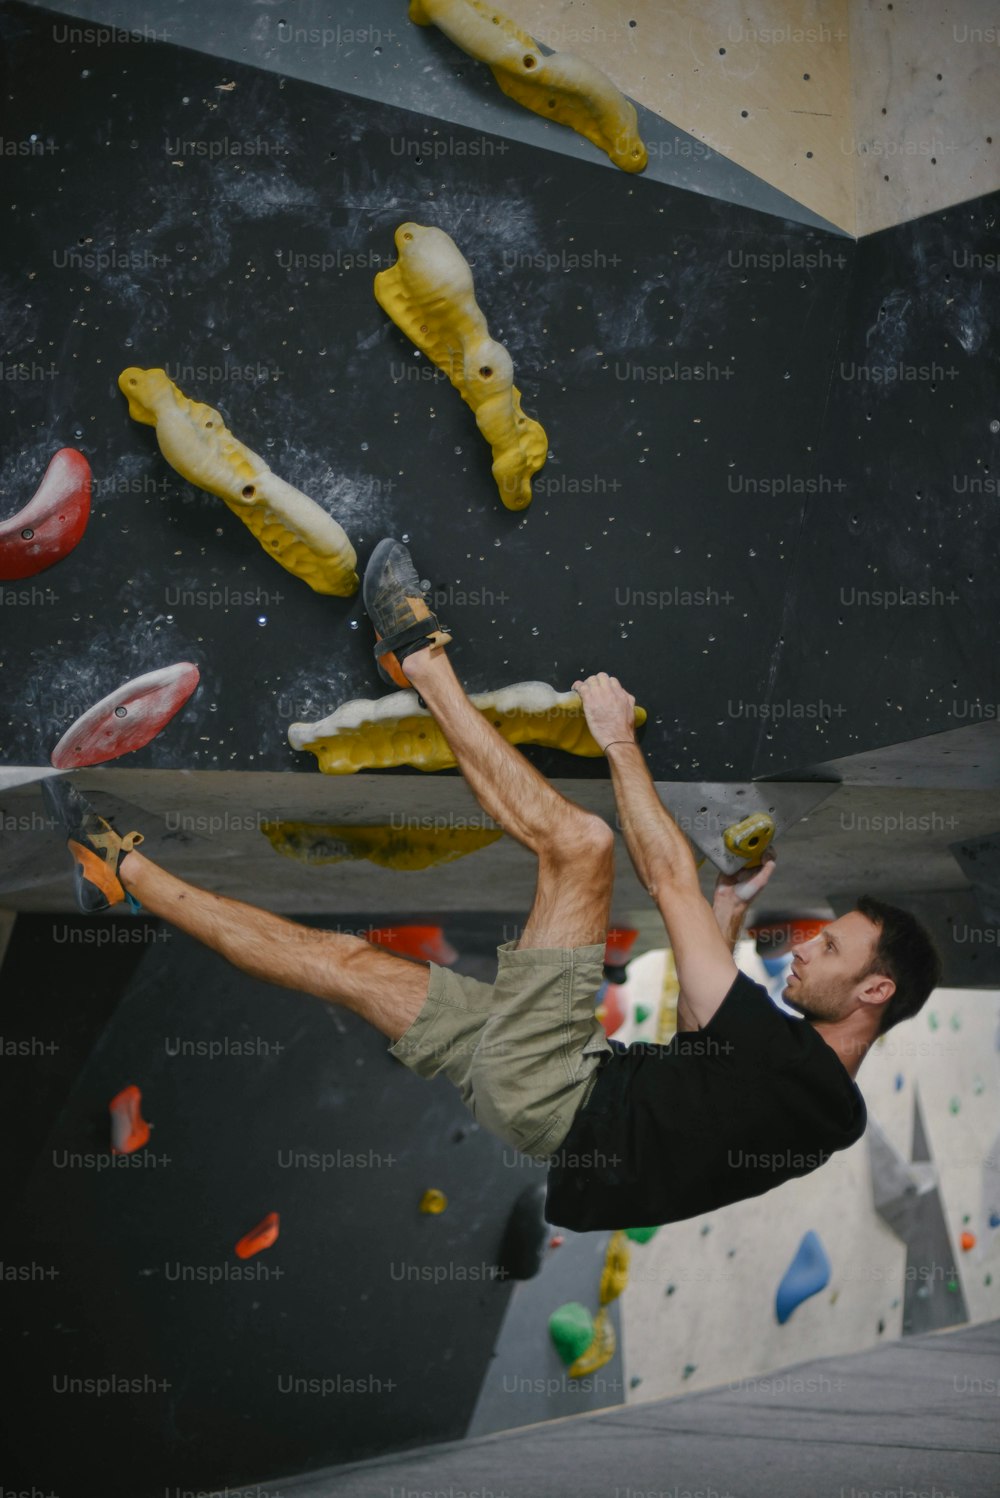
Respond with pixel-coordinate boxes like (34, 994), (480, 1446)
(44, 539), (942, 1231)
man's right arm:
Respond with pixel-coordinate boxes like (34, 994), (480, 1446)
(574, 674), (739, 1029)
(676, 857), (776, 1030)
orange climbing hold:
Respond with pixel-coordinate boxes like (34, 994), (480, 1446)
(960, 1231), (976, 1252)
(109, 1084), (150, 1154)
(235, 1212), (280, 1259)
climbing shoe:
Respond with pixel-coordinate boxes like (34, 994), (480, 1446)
(41, 777), (144, 914)
(362, 537), (452, 688)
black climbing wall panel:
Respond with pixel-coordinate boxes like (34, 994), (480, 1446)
(2, 1), (998, 783)
(0, 911), (545, 1497)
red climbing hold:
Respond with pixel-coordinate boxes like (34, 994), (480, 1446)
(0, 448), (91, 580)
(604, 928), (639, 967)
(50, 662), (200, 768)
(235, 1211), (280, 1259)
(109, 1083), (150, 1155)
(549, 1235), (565, 1249)
(596, 979), (628, 1037)
(365, 925), (458, 965)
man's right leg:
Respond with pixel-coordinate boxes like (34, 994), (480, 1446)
(404, 646), (615, 952)
(397, 633), (616, 1157)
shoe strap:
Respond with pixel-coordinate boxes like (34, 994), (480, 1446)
(374, 619), (451, 662)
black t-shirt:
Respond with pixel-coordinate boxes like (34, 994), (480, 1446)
(545, 968), (867, 1232)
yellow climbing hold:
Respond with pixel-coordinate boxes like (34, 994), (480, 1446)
(419, 1189), (448, 1214)
(599, 1230), (631, 1306)
(118, 367), (358, 596)
(568, 1306), (616, 1377)
(289, 681), (647, 775)
(260, 818), (503, 871)
(374, 223), (547, 510)
(409, 0), (647, 173)
(723, 811), (775, 866)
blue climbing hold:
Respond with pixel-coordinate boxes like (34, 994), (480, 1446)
(894, 1073), (904, 1092)
(988, 1211), (1000, 1230)
(775, 1230), (832, 1325)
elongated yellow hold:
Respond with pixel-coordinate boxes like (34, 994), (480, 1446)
(118, 367), (359, 596)
(288, 681), (647, 775)
(260, 818), (503, 871)
(599, 1230), (631, 1306)
(568, 1307), (616, 1378)
(409, 0), (647, 173)
(374, 223), (547, 510)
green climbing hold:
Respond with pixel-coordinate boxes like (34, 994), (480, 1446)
(548, 1302), (594, 1366)
(949, 1097), (961, 1115)
(625, 1226), (659, 1245)
(635, 1004), (652, 1025)
(700, 1223), (712, 1236)
(928, 1012), (939, 1030)
(985, 1274), (992, 1287)
(973, 1076), (985, 1095)
(682, 1363), (697, 1379)
(630, 1374), (642, 1389)
(665, 1283), (676, 1296)
(950, 1013), (961, 1031)
(947, 1278), (959, 1293)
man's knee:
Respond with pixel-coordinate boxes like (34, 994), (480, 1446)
(546, 811), (614, 866)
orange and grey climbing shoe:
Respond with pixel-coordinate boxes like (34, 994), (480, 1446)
(41, 777), (144, 914)
(362, 537), (452, 689)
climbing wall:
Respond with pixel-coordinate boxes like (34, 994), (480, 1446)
(0, 912), (551, 1494)
(1, 1), (999, 1494)
(1, 0), (999, 787)
(617, 980), (1000, 1402)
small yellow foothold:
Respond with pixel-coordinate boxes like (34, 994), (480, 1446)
(374, 223), (547, 510)
(289, 681), (647, 775)
(568, 1306), (616, 1377)
(409, 0), (647, 173)
(599, 1230), (631, 1306)
(419, 1189), (448, 1215)
(723, 811), (775, 867)
(117, 367), (358, 596)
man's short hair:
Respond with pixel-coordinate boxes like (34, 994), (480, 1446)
(854, 895), (943, 1035)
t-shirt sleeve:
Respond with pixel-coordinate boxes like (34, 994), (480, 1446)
(701, 969), (806, 1062)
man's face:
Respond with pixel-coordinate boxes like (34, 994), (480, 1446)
(782, 911), (883, 1022)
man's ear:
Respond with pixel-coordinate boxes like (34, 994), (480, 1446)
(858, 971), (895, 1009)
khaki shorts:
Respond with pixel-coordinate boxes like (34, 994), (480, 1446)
(388, 940), (613, 1159)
